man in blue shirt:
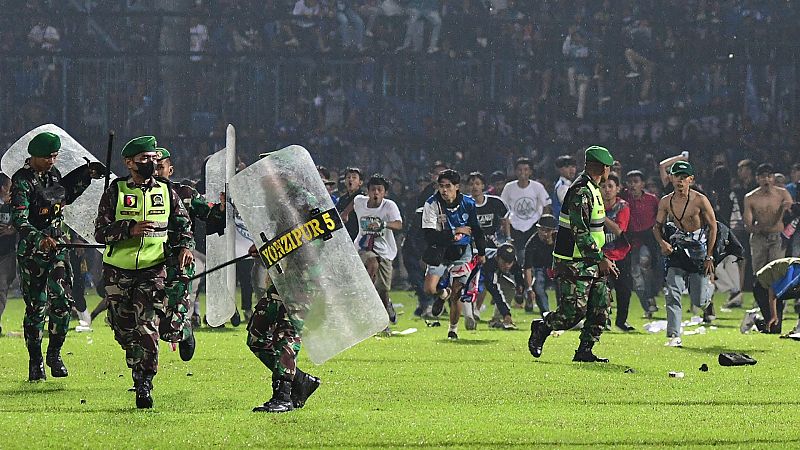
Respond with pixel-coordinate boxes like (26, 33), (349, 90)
(421, 169), (486, 340)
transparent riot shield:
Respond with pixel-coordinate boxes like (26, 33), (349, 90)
(228, 145), (388, 364)
(204, 133), (237, 327)
(1, 124), (116, 247)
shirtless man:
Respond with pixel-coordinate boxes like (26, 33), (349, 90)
(741, 164), (794, 333)
(653, 161), (717, 347)
(743, 163), (793, 277)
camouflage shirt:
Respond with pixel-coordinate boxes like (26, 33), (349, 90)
(173, 181), (225, 236)
(10, 159), (93, 256)
(94, 175), (193, 251)
(553, 172), (604, 263)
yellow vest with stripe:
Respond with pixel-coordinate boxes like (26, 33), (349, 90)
(103, 179), (171, 270)
(552, 175), (606, 261)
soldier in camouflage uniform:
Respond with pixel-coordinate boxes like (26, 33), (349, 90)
(10, 131), (103, 381)
(95, 136), (193, 409)
(246, 244), (321, 413)
(154, 147), (225, 361)
(528, 146), (619, 363)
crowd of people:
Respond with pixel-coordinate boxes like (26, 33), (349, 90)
(1, 0), (797, 191)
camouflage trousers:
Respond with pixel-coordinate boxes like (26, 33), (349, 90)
(544, 260), (610, 344)
(104, 264), (168, 374)
(247, 286), (303, 380)
(18, 249), (73, 345)
(162, 260), (195, 343)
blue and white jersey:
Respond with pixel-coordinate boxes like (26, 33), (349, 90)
(421, 192), (479, 246)
(551, 175), (572, 216)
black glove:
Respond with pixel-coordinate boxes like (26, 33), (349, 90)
(84, 157), (107, 179)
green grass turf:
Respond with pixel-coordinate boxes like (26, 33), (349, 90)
(0, 290), (799, 449)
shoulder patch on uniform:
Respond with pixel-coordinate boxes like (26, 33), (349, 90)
(123, 195), (137, 208)
(150, 193), (164, 207)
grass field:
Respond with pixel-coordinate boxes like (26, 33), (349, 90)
(1, 289), (799, 449)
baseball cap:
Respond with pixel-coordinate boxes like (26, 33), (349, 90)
(669, 161), (695, 176)
(496, 244), (516, 263)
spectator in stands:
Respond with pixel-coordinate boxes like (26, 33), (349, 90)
(335, 0), (365, 52)
(624, 19), (654, 105)
(361, 0), (403, 38)
(189, 16), (209, 62)
(562, 26), (592, 119)
(293, 0), (331, 52)
(396, 0), (441, 54)
(501, 157), (551, 263)
(27, 17), (60, 52)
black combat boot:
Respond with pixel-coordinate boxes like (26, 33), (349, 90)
(46, 335), (69, 377)
(27, 339), (46, 382)
(572, 341), (609, 363)
(253, 379), (294, 413)
(291, 369), (321, 409)
(179, 327), (196, 362)
(134, 370), (154, 409)
(528, 319), (550, 358)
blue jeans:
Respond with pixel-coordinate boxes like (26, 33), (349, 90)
(532, 267), (550, 312)
(664, 266), (713, 337)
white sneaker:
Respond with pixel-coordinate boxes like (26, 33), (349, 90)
(665, 337), (683, 347)
(77, 309), (91, 327)
(462, 302), (476, 330)
(437, 287), (451, 300)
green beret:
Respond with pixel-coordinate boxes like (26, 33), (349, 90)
(155, 147), (170, 159)
(669, 161), (695, 176)
(585, 145), (614, 166)
(27, 132), (61, 157)
(121, 136), (157, 158)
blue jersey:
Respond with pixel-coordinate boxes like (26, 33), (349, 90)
(421, 192), (480, 247)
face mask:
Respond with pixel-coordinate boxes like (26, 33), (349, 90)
(135, 161), (156, 179)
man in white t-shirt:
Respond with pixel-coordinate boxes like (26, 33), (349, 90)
(353, 174), (403, 328)
(501, 157), (552, 262)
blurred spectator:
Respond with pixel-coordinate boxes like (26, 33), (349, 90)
(562, 26), (592, 119)
(335, 0), (365, 52)
(624, 19), (654, 105)
(293, 0), (331, 52)
(189, 16), (209, 61)
(396, 0), (441, 54)
(27, 17), (60, 52)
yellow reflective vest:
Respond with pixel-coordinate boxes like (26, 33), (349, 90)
(552, 174), (606, 261)
(103, 180), (171, 270)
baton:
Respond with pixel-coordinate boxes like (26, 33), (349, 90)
(57, 243), (105, 249)
(104, 130), (114, 192)
(188, 254), (252, 281)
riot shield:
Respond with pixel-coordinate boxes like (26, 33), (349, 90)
(1, 124), (116, 247)
(203, 126), (237, 327)
(228, 145), (388, 364)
